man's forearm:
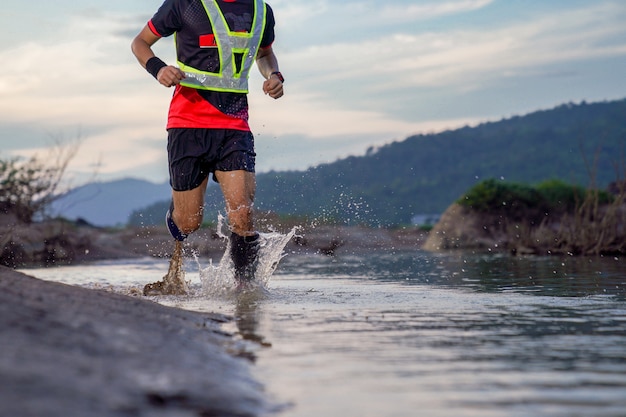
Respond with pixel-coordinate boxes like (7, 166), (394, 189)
(256, 47), (280, 80)
(131, 39), (155, 68)
(131, 25), (161, 68)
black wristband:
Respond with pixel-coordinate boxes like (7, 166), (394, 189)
(146, 56), (167, 79)
(271, 71), (284, 83)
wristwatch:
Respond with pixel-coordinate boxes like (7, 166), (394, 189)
(271, 71), (284, 83)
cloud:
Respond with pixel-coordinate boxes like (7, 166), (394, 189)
(248, 88), (440, 137)
(0, 11), (173, 179)
(253, 112), (480, 173)
(1, 1), (625, 181)
(278, 2), (626, 109)
(0, 12), (161, 117)
(377, 0), (495, 21)
(272, 0), (495, 29)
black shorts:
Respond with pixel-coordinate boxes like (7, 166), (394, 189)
(167, 128), (256, 191)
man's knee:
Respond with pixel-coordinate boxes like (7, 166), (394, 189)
(171, 183), (207, 236)
(173, 211), (202, 234)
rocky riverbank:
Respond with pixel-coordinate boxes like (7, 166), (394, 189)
(424, 201), (626, 256)
(0, 214), (430, 268)
(0, 265), (272, 417)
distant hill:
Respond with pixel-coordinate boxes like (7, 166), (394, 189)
(68, 98), (626, 228)
(51, 178), (171, 227)
(247, 98), (626, 226)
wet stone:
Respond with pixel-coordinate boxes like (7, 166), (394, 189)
(0, 265), (270, 417)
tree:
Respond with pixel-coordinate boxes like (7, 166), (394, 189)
(0, 141), (79, 224)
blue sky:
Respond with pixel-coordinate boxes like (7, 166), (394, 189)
(1, 0), (625, 184)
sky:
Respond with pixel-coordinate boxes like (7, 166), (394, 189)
(1, 0), (626, 184)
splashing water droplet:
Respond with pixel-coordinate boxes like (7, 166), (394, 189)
(143, 240), (189, 296)
(198, 221), (298, 297)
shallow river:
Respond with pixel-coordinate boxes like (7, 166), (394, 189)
(23, 247), (626, 417)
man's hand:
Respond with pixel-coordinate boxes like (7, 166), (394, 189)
(263, 75), (283, 99)
(157, 66), (186, 88)
(256, 46), (284, 99)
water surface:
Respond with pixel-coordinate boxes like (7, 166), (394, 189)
(23, 250), (626, 417)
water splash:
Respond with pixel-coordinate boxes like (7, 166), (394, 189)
(143, 240), (189, 296)
(198, 215), (297, 297)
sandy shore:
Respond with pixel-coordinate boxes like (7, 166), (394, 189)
(0, 265), (271, 417)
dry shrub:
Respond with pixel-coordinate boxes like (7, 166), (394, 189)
(0, 140), (80, 224)
(554, 181), (626, 255)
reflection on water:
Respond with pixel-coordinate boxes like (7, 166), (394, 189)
(249, 251), (626, 417)
(441, 252), (625, 299)
(236, 291), (271, 344)
(283, 251), (625, 299)
(21, 250), (626, 417)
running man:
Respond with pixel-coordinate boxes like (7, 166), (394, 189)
(131, 0), (284, 290)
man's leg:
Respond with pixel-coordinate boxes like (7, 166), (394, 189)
(214, 170), (256, 235)
(214, 170), (260, 281)
(146, 178), (208, 296)
(169, 176), (209, 238)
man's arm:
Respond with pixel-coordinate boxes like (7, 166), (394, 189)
(131, 25), (184, 88)
(256, 46), (283, 99)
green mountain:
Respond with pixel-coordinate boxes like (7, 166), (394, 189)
(130, 98), (626, 227)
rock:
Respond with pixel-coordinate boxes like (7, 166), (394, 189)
(424, 200), (626, 255)
(1, 220), (99, 267)
(423, 203), (509, 252)
(288, 225), (426, 255)
(1, 212), (432, 268)
(0, 266), (271, 417)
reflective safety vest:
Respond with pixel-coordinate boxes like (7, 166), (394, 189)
(177, 0), (266, 93)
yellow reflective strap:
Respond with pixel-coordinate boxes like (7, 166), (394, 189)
(175, 0), (266, 93)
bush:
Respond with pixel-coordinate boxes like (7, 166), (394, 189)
(535, 179), (612, 213)
(458, 178), (614, 218)
(457, 179), (543, 216)
(0, 142), (79, 224)
(535, 179), (585, 212)
(452, 177), (625, 255)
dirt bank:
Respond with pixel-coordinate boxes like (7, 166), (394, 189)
(1, 216), (429, 268)
(0, 266), (271, 417)
(424, 202), (626, 255)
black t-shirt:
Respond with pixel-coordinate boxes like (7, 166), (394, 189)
(148, 0), (276, 129)
(150, 0), (275, 71)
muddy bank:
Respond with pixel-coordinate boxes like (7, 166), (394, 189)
(289, 224), (429, 255)
(0, 218), (226, 268)
(423, 202), (626, 255)
(0, 266), (271, 417)
(1, 216), (429, 268)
